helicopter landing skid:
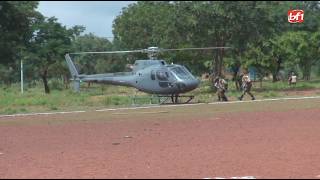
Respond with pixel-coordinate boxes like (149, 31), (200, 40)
(157, 95), (195, 104)
(130, 94), (195, 105)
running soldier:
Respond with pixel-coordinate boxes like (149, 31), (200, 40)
(238, 73), (255, 101)
(214, 77), (228, 101)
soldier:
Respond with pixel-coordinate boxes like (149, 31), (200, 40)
(214, 77), (228, 101)
(238, 73), (255, 101)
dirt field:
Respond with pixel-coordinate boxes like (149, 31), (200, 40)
(1, 98), (320, 179)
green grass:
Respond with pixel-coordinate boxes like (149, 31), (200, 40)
(260, 91), (280, 98)
(1, 78), (320, 115)
(254, 80), (320, 91)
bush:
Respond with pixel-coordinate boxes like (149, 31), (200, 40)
(49, 79), (65, 91)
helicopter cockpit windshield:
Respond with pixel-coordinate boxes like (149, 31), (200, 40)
(170, 66), (192, 80)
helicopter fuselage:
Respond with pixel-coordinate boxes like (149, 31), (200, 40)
(77, 59), (200, 95)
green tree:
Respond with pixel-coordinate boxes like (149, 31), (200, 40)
(0, 1), (41, 85)
(28, 17), (84, 93)
(0, 1), (40, 65)
(71, 33), (115, 75)
(112, 1), (290, 80)
(113, 2), (175, 49)
(279, 31), (320, 80)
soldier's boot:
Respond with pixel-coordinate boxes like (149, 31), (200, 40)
(223, 96), (228, 101)
(238, 95), (243, 101)
(248, 92), (255, 100)
(221, 92), (228, 101)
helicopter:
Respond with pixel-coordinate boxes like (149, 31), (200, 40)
(65, 46), (231, 104)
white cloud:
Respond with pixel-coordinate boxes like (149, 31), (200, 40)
(37, 1), (136, 38)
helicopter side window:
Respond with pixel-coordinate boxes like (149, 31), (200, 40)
(159, 82), (169, 88)
(151, 70), (156, 80)
(156, 71), (168, 81)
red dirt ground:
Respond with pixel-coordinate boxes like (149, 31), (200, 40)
(1, 106), (320, 178)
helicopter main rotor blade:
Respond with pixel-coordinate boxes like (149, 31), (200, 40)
(67, 47), (233, 56)
(160, 47), (232, 52)
(69, 49), (144, 55)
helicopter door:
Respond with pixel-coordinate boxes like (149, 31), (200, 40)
(156, 70), (170, 88)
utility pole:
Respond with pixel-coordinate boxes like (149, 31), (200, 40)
(21, 59), (24, 94)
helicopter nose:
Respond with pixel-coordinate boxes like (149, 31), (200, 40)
(176, 79), (200, 92)
(176, 82), (187, 91)
(190, 79), (200, 90)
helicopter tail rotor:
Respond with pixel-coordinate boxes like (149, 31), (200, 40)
(65, 54), (79, 78)
(65, 54), (81, 92)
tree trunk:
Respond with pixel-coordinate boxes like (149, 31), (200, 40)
(211, 35), (227, 89)
(272, 57), (282, 82)
(212, 42), (224, 79)
(272, 73), (278, 82)
(41, 69), (50, 94)
(212, 51), (219, 77)
(233, 70), (240, 90)
(219, 46), (225, 76)
(303, 72), (311, 81)
(233, 50), (244, 91)
(303, 64), (311, 81)
(232, 57), (241, 91)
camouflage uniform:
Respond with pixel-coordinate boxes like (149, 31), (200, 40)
(215, 78), (228, 101)
(238, 74), (255, 101)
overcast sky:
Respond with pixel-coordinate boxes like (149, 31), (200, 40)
(37, 1), (136, 40)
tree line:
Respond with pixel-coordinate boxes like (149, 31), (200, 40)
(0, 1), (319, 93)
